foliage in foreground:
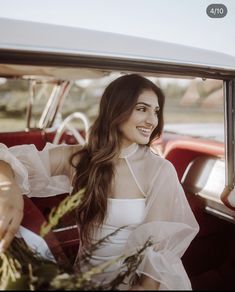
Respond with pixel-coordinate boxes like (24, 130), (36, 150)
(0, 190), (153, 290)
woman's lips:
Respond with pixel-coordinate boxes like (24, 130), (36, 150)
(137, 127), (152, 137)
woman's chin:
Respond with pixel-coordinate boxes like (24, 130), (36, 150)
(136, 137), (150, 145)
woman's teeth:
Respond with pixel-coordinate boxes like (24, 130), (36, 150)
(137, 127), (151, 136)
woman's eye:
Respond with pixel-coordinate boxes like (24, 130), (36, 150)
(137, 107), (146, 112)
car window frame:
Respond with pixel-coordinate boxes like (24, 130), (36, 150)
(0, 48), (234, 208)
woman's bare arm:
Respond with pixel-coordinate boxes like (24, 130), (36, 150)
(0, 160), (24, 252)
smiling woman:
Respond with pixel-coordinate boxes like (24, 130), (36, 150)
(0, 18), (235, 290)
(120, 89), (163, 147)
(119, 89), (160, 147)
(0, 73), (199, 290)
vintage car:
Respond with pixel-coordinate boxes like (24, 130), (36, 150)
(0, 17), (235, 290)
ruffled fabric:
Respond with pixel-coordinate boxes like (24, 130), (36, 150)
(124, 222), (197, 290)
(88, 145), (199, 290)
(0, 142), (71, 197)
(125, 155), (199, 290)
(0, 143), (29, 194)
(1, 142), (199, 289)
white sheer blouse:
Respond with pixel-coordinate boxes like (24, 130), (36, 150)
(0, 142), (199, 290)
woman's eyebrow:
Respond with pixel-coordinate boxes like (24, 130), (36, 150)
(136, 102), (160, 109)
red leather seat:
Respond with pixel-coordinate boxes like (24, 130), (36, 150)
(21, 196), (68, 264)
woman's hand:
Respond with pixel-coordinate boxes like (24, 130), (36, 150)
(130, 275), (160, 290)
(0, 162), (24, 252)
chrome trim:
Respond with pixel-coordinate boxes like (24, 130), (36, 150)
(38, 83), (62, 129)
(205, 206), (235, 224)
(53, 225), (78, 233)
(48, 81), (73, 128)
(0, 49), (235, 79)
(53, 112), (90, 144)
(26, 79), (36, 129)
(38, 81), (72, 129)
(224, 79), (235, 188)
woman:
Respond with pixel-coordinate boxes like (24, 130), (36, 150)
(0, 74), (199, 290)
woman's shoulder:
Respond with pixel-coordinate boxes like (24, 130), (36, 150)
(139, 145), (176, 173)
(139, 145), (167, 162)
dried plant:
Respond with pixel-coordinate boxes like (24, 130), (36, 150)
(0, 237), (62, 290)
(40, 188), (85, 237)
(0, 190), (153, 290)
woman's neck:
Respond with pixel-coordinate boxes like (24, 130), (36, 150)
(119, 143), (138, 158)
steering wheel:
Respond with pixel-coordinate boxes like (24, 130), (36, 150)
(53, 112), (90, 145)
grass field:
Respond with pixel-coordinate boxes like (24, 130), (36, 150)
(0, 117), (26, 132)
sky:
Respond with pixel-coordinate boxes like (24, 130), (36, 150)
(0, 0), (234, 56)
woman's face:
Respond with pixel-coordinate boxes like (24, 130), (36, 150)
(119, 89), (160, 148)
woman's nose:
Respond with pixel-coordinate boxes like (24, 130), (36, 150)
(146, 112), (158, 125)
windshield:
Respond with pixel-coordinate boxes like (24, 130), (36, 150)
(0, 72), (224, 143)
(161, 77), (224, 142)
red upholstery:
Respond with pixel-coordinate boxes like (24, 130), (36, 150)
(178, 153), (235, 290)
(0, 130), (79, 150)
(31, 195), (80, 262)
(21, 196), (68, 264)
(163, 139), (224, 180)
(154, 137), (235, 289)
(0, 130), (80, 262)
(182, 195), (235, 290)
(181, 192), (234, 276)
(0, 130), (56, 150)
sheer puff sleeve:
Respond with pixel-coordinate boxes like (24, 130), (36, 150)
(0, 142), (73, 197)
(124, 159), (199, 290)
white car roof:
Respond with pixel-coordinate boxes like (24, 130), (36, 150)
(0, 17), (235, 72)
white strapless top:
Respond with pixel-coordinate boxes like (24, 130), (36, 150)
(91, 198), (146, 248)
(88, 198), (146, 289)
(105, 198), (146, 227)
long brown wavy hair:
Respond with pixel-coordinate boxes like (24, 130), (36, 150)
(70, 73), (165, 245)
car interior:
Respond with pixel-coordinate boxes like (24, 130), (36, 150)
(0, 62), (235, 290)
